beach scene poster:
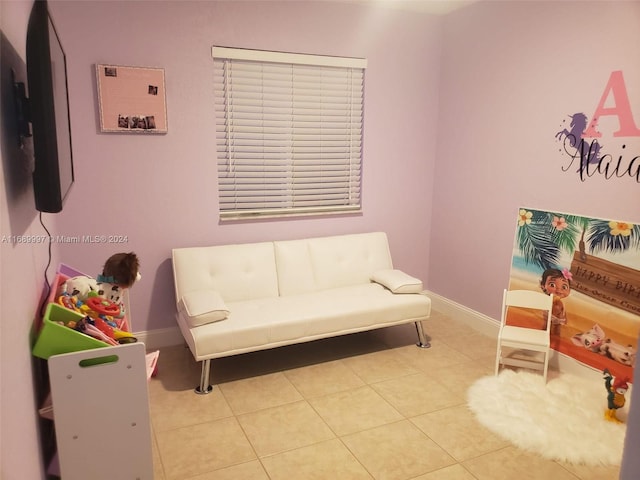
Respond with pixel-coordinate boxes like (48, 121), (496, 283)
(508, 207), (639, 381)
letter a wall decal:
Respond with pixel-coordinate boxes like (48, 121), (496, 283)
(583, 70), (640, 138)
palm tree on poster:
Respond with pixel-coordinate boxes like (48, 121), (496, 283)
(516, 208), (639, 270)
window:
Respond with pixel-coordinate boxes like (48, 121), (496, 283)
(212, 47), (367, 220)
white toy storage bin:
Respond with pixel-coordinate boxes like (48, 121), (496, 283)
(48, 342), (153, 479)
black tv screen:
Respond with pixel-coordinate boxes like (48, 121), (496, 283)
(27, 0), (74, 213)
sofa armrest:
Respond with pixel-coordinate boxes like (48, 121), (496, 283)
(371, 269), (423, 294)
(178, 290), (230, 327)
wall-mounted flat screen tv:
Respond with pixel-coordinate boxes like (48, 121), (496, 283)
(26, 0), (74, 213)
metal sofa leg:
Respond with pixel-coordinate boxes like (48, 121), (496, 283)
(195, 359), (213, 394)
(415, 321), (431, 348)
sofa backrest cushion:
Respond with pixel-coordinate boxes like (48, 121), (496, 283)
(172, 242), (279, 303)
(273, 238), (316, 296)
(275, 232), (394, 296)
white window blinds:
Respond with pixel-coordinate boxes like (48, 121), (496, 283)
(212, 47), (367, 220)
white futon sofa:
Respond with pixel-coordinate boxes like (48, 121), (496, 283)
(172, 232), (432, 393)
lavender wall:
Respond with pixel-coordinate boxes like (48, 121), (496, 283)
(1, 1), (65, 476)
(48, 0), (441, 333)
(433, 1), (640, 318)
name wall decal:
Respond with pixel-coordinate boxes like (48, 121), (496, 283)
(555, 70), (640, 183)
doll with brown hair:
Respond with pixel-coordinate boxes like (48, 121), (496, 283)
(99, 252), (141, 288)
(96, 252), (141, 319)
(540, 267), (572, 335)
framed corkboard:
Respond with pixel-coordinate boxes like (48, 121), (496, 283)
(96, 64), (167, 133)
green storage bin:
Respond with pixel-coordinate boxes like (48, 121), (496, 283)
(32, 303), (109, 359)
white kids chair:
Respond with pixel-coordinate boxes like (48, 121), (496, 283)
(494, 289), (553, 382)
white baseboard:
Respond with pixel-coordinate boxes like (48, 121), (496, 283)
(424, 290), (601, 380)
(425, 290), (500, 338)
(133, 326), (183, 350)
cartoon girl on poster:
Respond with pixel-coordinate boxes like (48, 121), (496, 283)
(540, 268), (572, 335)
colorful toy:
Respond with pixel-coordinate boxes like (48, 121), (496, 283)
(59, 275), (98, 301)
(93, 316), (115, 338)
(73, 316), (118, 346)
(603, 368), (629, 423)
(96, 252), (141, 319)
(113, 329), (137, 344)
(58, 294), (79, 312)
(87, 296), (121, 318)
(70, 315), (136, 346)
(95, 282), (126, 318)
(52, 253), (141, 345)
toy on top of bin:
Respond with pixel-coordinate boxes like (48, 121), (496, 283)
(59, 252), (140, 341)
(33, 253), (141, 359)
(60, 252), (140, 318)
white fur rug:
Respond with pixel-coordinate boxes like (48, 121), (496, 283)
(467, 370), (627, 466)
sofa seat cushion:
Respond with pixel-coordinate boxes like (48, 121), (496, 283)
(181, 283), (431, 360)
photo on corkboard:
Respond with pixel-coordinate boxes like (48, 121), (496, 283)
(508, 207), (639, 380)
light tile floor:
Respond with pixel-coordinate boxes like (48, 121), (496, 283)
(147, 311), (621, 480)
